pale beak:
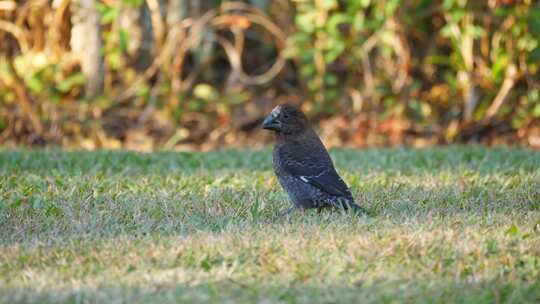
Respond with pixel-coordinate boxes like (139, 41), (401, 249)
(262, 113), (281, 131)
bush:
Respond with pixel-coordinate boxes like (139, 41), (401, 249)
(0, 0), (539, 149)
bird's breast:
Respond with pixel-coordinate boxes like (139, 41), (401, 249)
(272, 143), (289, 175)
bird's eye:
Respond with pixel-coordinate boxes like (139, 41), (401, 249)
(283, 113), (289, 119)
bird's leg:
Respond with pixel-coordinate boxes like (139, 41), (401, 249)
(333, 198), (348, 214)
(278, 206), (297, 217)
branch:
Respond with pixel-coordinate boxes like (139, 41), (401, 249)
(484, 63), (518, 120)
(0, 20), (29, 52)
(6, 59), (44, 135)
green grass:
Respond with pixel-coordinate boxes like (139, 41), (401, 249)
(1, 146), (539, 303)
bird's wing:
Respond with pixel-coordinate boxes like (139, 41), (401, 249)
(297, 169), (352, 198)
(281, 144), (353, 199)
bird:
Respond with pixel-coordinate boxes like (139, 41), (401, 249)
(262, 104), (364, 215)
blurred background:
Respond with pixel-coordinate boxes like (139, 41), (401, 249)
(0, 0), (539, 151)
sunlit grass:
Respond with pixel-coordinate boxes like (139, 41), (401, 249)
(1, 146), (539, 303)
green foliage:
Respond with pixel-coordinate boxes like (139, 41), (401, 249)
(287, 0), (402, 112)
(1, 1), (540, 147)
(285, 0), (540, 127)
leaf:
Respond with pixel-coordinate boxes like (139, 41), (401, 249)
(527, 45), (540, 63)
(325, 88), (339, 100)
(466, 25), (485, 38)
(532, 104), (540, 118)
(99, 5), (117, 25)
(324, 74), (338, 86)
(307, 79), (320, 91)
(27, 73), (44, 93)
(326, 13), (351, 36)
(440, 25), (455, 39)
(119, 29), (130, 53)
(296, 12), (318, 33)
(506, 224), (519, 236)
(106, 51), (123, 70)
(9, 197), (24, 209)
(491, 54), (509, 82)
(324, 40), (345, 63)
(300, 49), (315, 61)
(528, 8), (540, 35)
(194, 84), (219, 101)
(122, 0), (144, 7)
(300, 65), (316, 77)
(443, 0), (455, 10)
(449, 10), (466, 23)
(385, 0), (400, 16)
(426, 55), (451, 65)
(352, 12), (365, 31)
(57, 73), (86, 93)
(319, 0), (337, 10)
(45, 203), (63, 218)
(486, 239), (498, 255)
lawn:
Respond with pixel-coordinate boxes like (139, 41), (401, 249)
(0, 147), (539, 303)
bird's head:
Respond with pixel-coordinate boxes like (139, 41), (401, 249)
(262, 104), (308, 134)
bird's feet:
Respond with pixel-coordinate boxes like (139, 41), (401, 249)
(278, 206), (302, 217)
(343, 202), (370, 216)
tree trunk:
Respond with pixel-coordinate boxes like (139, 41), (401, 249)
(167, 0), (215, 76)
(70, 0), (104, 98)
(166, 0), (188, 25)
(118, 1), (154, 71)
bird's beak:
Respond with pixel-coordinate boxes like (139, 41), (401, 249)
(262, 113), (281, 131)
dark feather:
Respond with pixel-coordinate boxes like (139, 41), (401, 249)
(279, 132), (353, 200)
(297, 169), (353, 199)
(263, 104), (364, 213)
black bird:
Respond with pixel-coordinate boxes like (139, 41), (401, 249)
(262, 104), (363, 214)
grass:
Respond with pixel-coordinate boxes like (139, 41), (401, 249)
(0, 146), (539, 303)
